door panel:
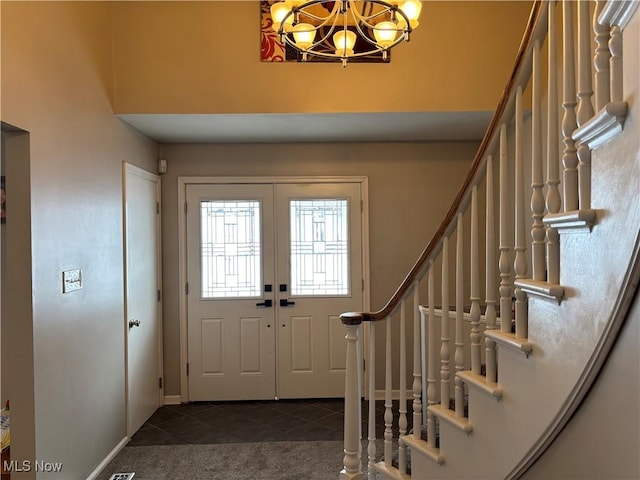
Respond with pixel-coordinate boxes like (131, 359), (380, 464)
(290, 315), (313, 372)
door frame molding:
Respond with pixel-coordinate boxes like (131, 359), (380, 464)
(123, 162), (164, 435)
(177, 176), (370, 402)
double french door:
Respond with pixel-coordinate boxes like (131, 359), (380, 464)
(185, 181), (365, 401)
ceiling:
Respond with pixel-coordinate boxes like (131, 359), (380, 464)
(116, 111), (493, 144)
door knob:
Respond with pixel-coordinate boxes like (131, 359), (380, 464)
(280, 299), (296, 307)
(256, 299), (273, 307)
(129, 319), (141, 328)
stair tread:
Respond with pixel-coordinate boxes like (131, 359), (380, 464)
(485, 330), (533, 356)
(457, 370), (503, 399)
(401, 434), (445, 464)
(428, 404), (473, 432)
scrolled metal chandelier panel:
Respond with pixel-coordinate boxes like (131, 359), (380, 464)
(268, 0), (422, 66)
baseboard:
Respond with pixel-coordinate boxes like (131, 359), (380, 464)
(164, 394), (182, 405)
(374, 389), (415, 401)
(85, 436), (128, 480)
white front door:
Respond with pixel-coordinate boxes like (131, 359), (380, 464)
(185, 181), (365, 401)
(275, 183), (363, 398)
(124, 164), (162, 436)
(186, 184), (277, 401)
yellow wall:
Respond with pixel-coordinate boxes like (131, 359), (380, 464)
(111, 1), (533, 114)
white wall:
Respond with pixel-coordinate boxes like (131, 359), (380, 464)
(1, 2), (157, 478)
(521, 288), (640, 480)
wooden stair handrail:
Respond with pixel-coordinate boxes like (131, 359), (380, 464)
(341, 1), (546, 326)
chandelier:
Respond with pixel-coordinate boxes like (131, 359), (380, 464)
(269, 0), (422, 66)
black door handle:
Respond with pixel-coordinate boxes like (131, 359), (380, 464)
(256, 299), (273, 307)
(280, 299), (296, 307)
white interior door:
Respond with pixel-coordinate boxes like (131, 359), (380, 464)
(185, 180), (365, 401)
(124, 163), (162, 436)
(186, 184), (276, 401)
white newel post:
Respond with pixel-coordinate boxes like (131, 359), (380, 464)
(576, 0), (595, 211)
(484, 156), (498, 384)
(499, 124), (514, 335)
(514, 86), (529, 339)
(341, 322), (364, 480)
(562, 0), (579, 212)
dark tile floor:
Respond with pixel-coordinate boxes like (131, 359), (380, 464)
(130, 399), (410, 446)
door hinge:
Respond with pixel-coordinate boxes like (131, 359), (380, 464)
(157, 289), (162, 302)
(184, 201), (188, 215)
(362, 278), (365, 292)
(159, 377), (163, 389)
(186, 363), (190, 376)
(185, 283), (189, 295)
(156, 201), (160, 215)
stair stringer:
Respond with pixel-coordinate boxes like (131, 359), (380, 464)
(409, 11), (640, 479)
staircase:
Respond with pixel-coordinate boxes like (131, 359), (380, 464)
(340, 1), (640, 479)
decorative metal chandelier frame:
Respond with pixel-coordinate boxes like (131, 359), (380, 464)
(270, 0), (422, 66)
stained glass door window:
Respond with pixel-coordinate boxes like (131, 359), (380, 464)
(200, 200), (262, 298)
(289, 199), (349, 296)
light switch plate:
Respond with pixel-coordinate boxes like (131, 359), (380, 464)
(62, 268), (82, 293)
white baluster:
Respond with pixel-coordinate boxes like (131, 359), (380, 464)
(562, 0), (579, 212)
(412, 282), (422, 441)
(499, 124), (513, 334)
(594, 0), (611, 111)
(531, 40), (546, 281)
(367, 321), (376, 478)
(340, 323), (364, 480)
(441, 237), (451, 407)
(384, 316), (393, 465)
(455, 213), (466, 417)
(577, 0), (595, 211)
(609, 25), (623, 103)
(546, 1), (561, 285)
(470, 186), (482, 374)
(427, 262), (437, 448)
(577, 1), (595, 126)
(514, 86), (529, 339)
(398, 300), (408, 474)
(484, 156), (497, 384)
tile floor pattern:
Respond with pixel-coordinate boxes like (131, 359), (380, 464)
(130, 399), (410, 446)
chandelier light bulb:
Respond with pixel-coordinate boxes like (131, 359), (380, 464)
(270, 2), (293, 32)
(333, 30), (356, 57)
(400, 0), (422, 28)
(292, 23), (316, 50)
(373, 21), (399, 48)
